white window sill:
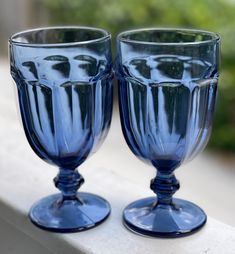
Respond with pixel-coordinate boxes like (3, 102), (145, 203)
(0, 156), (235, 254)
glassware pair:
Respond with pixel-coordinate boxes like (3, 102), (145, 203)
(9, 26), (220, 237)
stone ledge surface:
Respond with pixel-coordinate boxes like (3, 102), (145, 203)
(0, 151), (235, 254)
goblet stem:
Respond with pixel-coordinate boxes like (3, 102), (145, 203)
(150, 171), (180, 205)
(54, 168), (84, 201)
(29, 167), (110, 232)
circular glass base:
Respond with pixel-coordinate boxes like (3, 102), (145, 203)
(123, 197), (206, 238)
(29, 192), (111, 233)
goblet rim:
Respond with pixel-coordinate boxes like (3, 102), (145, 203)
(9, 26), (111, 48)
(117, 27), (220, 46)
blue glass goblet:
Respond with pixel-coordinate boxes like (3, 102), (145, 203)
(9, 27), (113, 232)
(116, 28), (220, 237)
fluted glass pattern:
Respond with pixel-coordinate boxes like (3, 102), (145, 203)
(119, 55), (217, 170)
(11, 42), (112, 169)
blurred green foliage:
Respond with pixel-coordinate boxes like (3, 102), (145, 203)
(44, 0), (235, 152)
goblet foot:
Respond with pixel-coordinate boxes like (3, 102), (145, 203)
(29, 192), (111, 233)
(123, 197), (206, 238)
